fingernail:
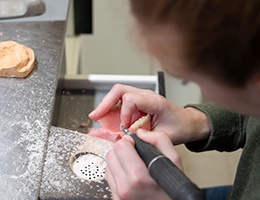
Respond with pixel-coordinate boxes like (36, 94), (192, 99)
(88, 111), (96, 118)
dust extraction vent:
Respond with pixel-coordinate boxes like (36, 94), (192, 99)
(70, 152), (106, 181)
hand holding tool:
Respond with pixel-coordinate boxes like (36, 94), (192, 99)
(121, 126), (205, 200)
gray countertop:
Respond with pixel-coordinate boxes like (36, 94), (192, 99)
(40, 126), (112, 200)
(0, 1), (69, 199)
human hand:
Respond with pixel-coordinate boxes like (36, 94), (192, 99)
(105, 129), (183, 200)
(89, 84), (210, 144)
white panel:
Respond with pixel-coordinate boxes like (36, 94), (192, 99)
(78, 0), (152, 75)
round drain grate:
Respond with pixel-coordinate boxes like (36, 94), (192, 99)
(70, 152), (106, 181)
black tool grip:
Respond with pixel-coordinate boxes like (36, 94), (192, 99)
(130, 133), (205, 200)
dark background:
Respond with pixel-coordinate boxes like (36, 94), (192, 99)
(74, 0), (92, 34)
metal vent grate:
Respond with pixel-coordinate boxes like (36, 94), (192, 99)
(70, 152), (106, 181)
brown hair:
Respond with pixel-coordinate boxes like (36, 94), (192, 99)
(129, 0), (260, 87)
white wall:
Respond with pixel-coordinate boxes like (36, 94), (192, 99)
(79, 0), (152, 75)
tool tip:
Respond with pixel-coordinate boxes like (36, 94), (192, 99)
(120, 125), (129, 134)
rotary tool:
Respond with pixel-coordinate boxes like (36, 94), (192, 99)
(121, 126), (205, 200)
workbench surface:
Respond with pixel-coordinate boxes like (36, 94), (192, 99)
(0, 1), (69, 199)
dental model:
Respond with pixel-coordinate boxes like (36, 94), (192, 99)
(0, 40), (35, 78)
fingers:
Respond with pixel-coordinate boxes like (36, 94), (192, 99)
(105, 136), (155, 199)
(120, 91), (156, 127)
(105, 132), (178, 200)
(107, 136), (147, 177)
(89, 84), (139, 121)
(89, 84), (163, 127)
(136, 129), (183, 170)
(105, 152), (121, 200)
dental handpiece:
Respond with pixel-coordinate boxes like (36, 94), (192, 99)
(121, 126), (205, 200)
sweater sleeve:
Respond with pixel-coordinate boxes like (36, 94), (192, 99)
(184, 102), (248, 152)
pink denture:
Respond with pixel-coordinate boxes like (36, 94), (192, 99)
(88, 105), (151, 142)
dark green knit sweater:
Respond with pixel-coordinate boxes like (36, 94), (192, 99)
(185, 103), (260, 200)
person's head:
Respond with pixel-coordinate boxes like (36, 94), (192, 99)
(129, 0), (260, 117)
